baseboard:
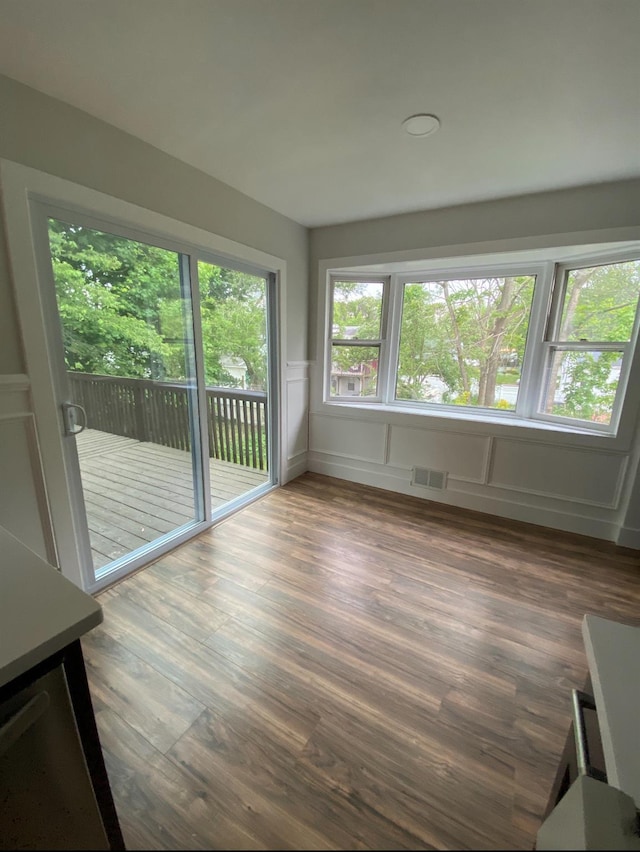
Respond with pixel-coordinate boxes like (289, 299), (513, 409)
(615, 526), (640, 550)
(282, 452), (308, 484)
(307, 454), (619, 543)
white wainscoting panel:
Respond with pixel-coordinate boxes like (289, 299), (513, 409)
(286, 364), (309, 460)
(387, 425), (490, 483)
(310, 414), (387, 464)
(0, 375), (56, 564)
(0, 414), (56, 564)
(286, 379), (308, 458)
(283, 362), (309, 482)
(488, 438), (626, 508)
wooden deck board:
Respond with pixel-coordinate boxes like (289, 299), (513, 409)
(76, 429), (268, 569)
(77, 431), (141, 458)
(82, 499), (170, 540)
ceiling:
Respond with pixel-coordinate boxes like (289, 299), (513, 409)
(0, 0), (638, 228)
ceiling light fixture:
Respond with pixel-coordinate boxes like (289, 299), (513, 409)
(402, 113), (440, 137)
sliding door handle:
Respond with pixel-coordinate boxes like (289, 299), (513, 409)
(61, 401), (87, 436)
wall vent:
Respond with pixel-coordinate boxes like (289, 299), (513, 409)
(412, 467), (448, 490)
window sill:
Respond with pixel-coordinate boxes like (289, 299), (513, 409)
(322, 399), (619, 442)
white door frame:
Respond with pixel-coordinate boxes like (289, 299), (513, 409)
(1, 160), (287, 592)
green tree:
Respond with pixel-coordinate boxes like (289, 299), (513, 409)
(48, 220), (179, 378)
(48, 220), (270, 390)
(198, 261), (268, 389)
(552, 351), (619, 423)
(329, 281), (383, 394)
(395, 285), (458, 400)
(397, 276), (535, 408)
(543, 260), (640, 422)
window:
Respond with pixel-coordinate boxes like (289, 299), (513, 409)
(325, 252), (640, 434)
(328, 277), (387, 399)
(540, 259), (640, 427)
(396, 274), (536, 411)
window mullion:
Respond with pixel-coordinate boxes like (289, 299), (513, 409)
(545, 264), (565, 341)
(517, 262), (555, 420)
(380, 275), (398, 404)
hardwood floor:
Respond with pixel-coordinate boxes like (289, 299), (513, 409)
(82, 472), (640, 850)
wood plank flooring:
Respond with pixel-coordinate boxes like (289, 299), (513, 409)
(82, 472), (640, 850)
(76, 429), (268, 568)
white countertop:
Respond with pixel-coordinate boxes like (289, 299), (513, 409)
(583, 613), (640, 808)
(0, 526), (102, 689)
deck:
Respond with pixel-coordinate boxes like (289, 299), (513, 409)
(76, 429), (268, 569)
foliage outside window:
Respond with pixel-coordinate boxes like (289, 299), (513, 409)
(329, 279), (385, 398)
(540, 260), (640, 426)
(326, 255), (640, 433)
(396, 275), (535, 410)
(48, 219), (268, 391)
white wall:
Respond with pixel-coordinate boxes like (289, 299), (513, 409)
(308, 181), (640, 546)
(0, 225), (24, 376)
(0, 75), (309, 363)
(0, 74), (310, 555)
(618, 454), (640, 549)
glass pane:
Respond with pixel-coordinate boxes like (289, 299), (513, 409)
(540, 349), (623, 425)
(330, 345), (379, 397)
(197, 261), (270, 510)
(396, 276), (535, 410)
(332, 280), (383, 340)
(197, 261), (267, 390)
(559, 260), (640, 342)
(48, 218), (200, 574)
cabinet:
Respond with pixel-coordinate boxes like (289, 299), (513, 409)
(0, 527), (124, 850)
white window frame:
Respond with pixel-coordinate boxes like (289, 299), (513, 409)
(323, 247), (640, 437)
(532, 252), (640, 434)
(325, 274), (390, 403)
(387, 262), (549, 419)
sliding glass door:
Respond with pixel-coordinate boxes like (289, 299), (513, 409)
(197, 260), (270, 513)
(36, 210), (276, 589)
